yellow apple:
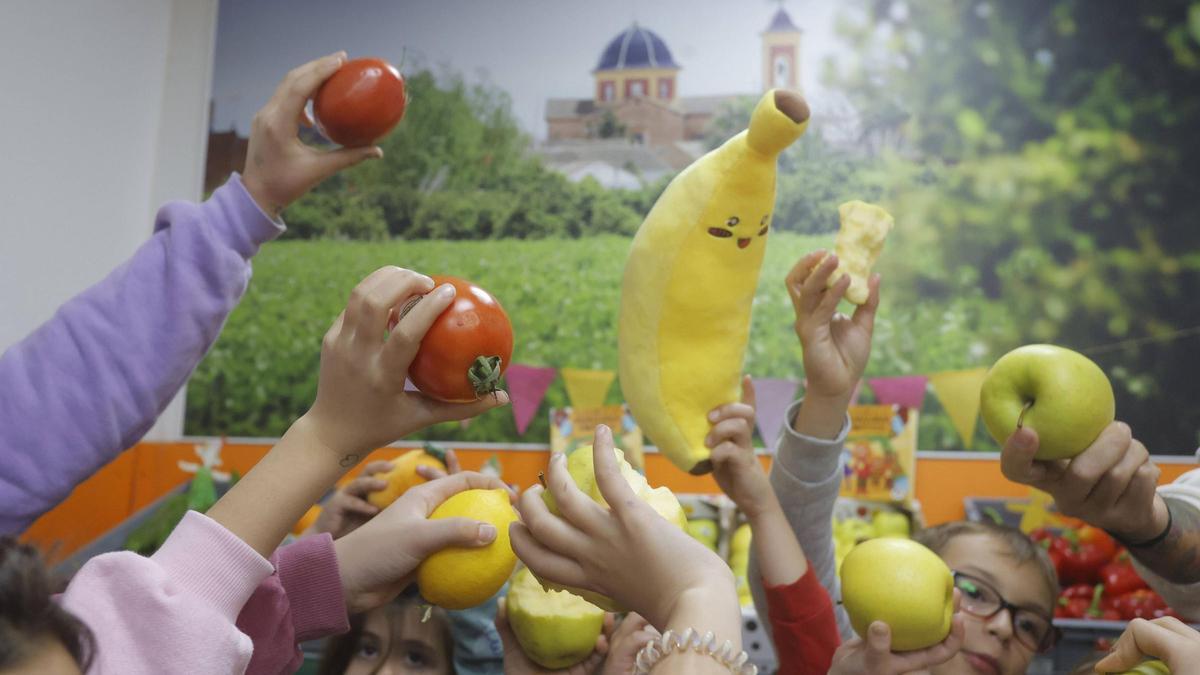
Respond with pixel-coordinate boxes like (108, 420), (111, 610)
(687, 518), (720, 551)
(872, 510), (911, 538)
(539, 445), (687, 610)
(506, 567), (605, 670)
(840, 538), (954, 651)
(980, 344), (1115, 460)
(1116, 660), (1170, 674)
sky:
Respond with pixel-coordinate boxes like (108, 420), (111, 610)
(211, 0), (846, 140)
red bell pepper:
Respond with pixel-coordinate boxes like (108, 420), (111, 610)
(1031, 527), (1070, 579)
(1111, 589), (1174, 621)
(1076, 526), (1119, 561)
(1100, 554), (1148, 597)
(1059, 540), (1111, 585)
(1055, 584), (1119, 620)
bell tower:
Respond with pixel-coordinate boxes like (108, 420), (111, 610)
(762, 4), (802, 92)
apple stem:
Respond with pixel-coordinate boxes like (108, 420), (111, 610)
(537, 471), (547, 489)
(1017, 400), (1034, 429)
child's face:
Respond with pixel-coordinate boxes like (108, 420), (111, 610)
(931, 533), (1055, 675)
(7, 638), (81, 675)
(344, 604), (451, 675)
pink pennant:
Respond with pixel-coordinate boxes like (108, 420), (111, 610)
(751, 378), (801, 447)
(867, 376), (929, 410)
(505, 364), (558, 435)
(404, 378), (419, 392)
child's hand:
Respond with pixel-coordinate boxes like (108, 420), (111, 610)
(242, 52), (384, 219)
(601, 613), (660, 675)
(828, 615), (965, 675)
(1095, 617), (1200, 673)
(333, 471), (509, 614)
(301, 266), (509, 462)
(511, 425), (737, 633)
(306, 459), (394, 539)
(787, 251), (880, 405)
(494, 597), (609, 674)
(708, 376), (773, 518)
(1000, 423), (1168, 546)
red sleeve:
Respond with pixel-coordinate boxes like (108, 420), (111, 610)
(763, 565), (841, 675)
(237, 533), (349, 675)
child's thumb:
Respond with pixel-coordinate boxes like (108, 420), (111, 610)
(418, 517), (497, 556)
(865, 621), (892, 653)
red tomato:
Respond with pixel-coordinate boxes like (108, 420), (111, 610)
(313, 57), (407, 147)
(405, 276), (513, 403)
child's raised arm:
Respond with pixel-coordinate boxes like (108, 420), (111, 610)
(710, 376), (840, 674)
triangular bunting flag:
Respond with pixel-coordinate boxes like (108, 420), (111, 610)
(751, 378), (800, 448)
(868, 376), (929, 410)
(560, 368), (615, 410)
(927, 367), (989, 449)
(505, 364), (557, 435)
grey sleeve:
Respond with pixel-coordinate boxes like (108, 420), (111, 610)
(748, 399), (857, 642)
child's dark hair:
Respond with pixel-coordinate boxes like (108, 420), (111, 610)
(0, 537), (95, 670)
(914, 519), (1059, 603)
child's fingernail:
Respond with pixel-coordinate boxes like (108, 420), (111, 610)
(551, 452), (565, 464)
(708, 411), (719, 422)
(478, 523), (497, 543)
(438, 283), (455, 298)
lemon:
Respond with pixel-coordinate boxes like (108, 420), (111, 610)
(417, 488), (518, 610)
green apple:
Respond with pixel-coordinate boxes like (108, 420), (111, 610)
(730, 522), (752, 556)
(980, 344), (1115, 460)
(840, 538), (955, 651)
(687, 518), (719, 551)
(834, 517), (877, 546)
(507, 567), (605, 669)
(1117, 660), (1170, 674)
(872, 511), (911, 539)
(540, 445), (687, 610)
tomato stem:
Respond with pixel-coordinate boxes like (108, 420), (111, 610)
(468, 355), (504, 398)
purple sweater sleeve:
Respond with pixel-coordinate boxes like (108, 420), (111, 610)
(238, 534), (350, 675)
(0, 174), (283, 534)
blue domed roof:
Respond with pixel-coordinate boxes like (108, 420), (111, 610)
(595, 24), (680, 71)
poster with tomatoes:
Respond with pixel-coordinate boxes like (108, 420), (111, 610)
(549, 405), (645, 472)
(838, 404), (918, 505)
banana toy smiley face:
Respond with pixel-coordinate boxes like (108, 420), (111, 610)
(619, 89), (809, 474)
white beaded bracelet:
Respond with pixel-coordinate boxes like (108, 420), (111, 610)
(633, 628), (757, 675)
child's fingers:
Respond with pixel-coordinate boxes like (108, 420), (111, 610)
(313, 145), (384, 181)
(445, 448), (462, 474)
(812, 272), (850, 326)
(592, 425), (648, 522)
(384, 282), (456, 365)
(509, 521), (590, 589)
(407, 470), (508, 513)
(361, 460), (395, 476)
(707, 401), (756, 425)
(544, 452), (608, 535)
(342, 475), (388, 498)
(741, 374), (756, 409)
(705, 417), (753, 451)
(416, 464), (447, 481)
(334, 494), (380, 518)
(520, 484), (593, 554)
(1099, 619), (1180, 667)
(851, 273), (881, 333)
(345, 266), (434, 343)
(272, 51), (347, 129)
(413, 516), (498, 558)
(784, 250), (826, 308)
(998, 427), (1052, 486)
(798, 253), (839, 316)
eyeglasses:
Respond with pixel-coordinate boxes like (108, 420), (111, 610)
(954, 572), (1060, 653)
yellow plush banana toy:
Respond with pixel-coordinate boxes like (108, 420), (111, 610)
(619, 89), (809, 474)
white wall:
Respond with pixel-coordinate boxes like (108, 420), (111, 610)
(0, 0), (219, 439)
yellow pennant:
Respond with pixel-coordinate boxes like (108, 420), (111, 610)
(928, 367), (989, 449)
(560, 368), (616, 410)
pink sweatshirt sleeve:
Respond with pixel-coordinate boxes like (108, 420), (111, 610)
(59, 511), (273, 674)
(238, 533), (350, 675)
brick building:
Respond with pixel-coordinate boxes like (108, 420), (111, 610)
(540, 8), (803, 182)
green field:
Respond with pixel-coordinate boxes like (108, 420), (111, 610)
(185, 233), (998, 449)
